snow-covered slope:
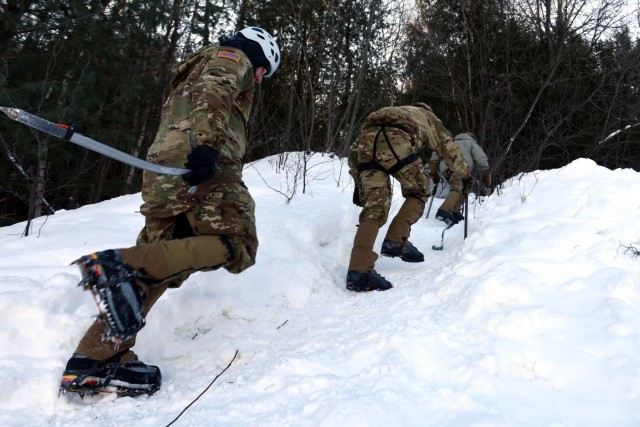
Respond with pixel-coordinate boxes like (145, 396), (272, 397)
(0, 154), (638, 426)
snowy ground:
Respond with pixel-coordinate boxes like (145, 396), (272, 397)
(0, 153), (639, 427)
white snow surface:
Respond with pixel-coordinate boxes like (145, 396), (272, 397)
(0, 153), (639, 426)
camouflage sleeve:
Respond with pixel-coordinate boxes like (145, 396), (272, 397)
(436, 139), (470, 180)
(189, 51), (254, 151)
(422, 110), (470, 180)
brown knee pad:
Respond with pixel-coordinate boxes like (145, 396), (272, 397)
(439, 191), (463, 213)
(74, 281), (171, 361)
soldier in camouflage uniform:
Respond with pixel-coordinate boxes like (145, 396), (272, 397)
(346, 103), (471, 292)
(59, 27), (280, 397)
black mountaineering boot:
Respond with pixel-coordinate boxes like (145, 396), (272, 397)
(381, 239), (425, 263)
(435, 208), (463, 226)
(60, 354), (161, 397)
(346, 270), (393, 292)
(73, 249), (146, 346)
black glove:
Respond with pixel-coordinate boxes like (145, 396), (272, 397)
(427, 161), (440, 184)
(481, 168), (492, 188)
(182, 145), (219, 186)
(462, 176), (473, 193)
(352, 180), (363, 207)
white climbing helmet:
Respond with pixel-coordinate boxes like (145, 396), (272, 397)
(239, 27), (281, 77)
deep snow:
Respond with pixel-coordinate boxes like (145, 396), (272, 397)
(0, 153), (639, 426)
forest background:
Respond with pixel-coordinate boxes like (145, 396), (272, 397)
(1, 0), (639, 228)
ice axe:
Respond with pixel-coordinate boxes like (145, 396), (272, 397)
(0, 106), (189, 176)
(425, 183), (438, 218)
(432, 190), (469, 250)
(464, 190), (468, 240)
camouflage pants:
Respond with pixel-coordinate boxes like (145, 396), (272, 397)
(356, 127), (430, 225)
(72, 180), (258, 361)
(442, 169), (463, 193)
(137, 179), (258, 280)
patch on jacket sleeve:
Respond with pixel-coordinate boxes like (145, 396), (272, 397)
(217, 50), (241, 62)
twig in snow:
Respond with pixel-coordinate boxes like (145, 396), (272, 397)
(164, 350), (239, 427)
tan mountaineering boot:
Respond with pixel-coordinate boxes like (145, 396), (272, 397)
(73, 279), (172, 361)
(384, 197), (424, 243)
(346, 219), (393, 292)
(73, 235), (233, 346)
(118, 234), (233, 283)
(381, 197), (425, 262)
(347, 218), (380, 272)
(435, 190), (464, 225)
(438, 190), (460, 213)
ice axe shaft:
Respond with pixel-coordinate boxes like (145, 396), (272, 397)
(464, 191), (468, 239)
(425, 183), (438, 218)
(1, 106), (189, 176)
(431, 222), (454, 251)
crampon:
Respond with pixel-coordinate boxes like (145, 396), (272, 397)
(73, 250), (146, 347)
(59, 354), (161, 398)
(59, 377), (154, 398)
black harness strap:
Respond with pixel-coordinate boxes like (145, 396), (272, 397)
(357, 161), (387, 173)
(358, 126), (418, 174)
(386, 152), (418, 174)
(358, 127), (386, 172)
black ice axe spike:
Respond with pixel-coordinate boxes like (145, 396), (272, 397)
(431, 222), (454, 251)
(0, 107), (189, 176)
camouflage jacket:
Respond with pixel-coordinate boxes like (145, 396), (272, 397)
(348, 104), (470, 180)
(140, 45), (256, 217)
